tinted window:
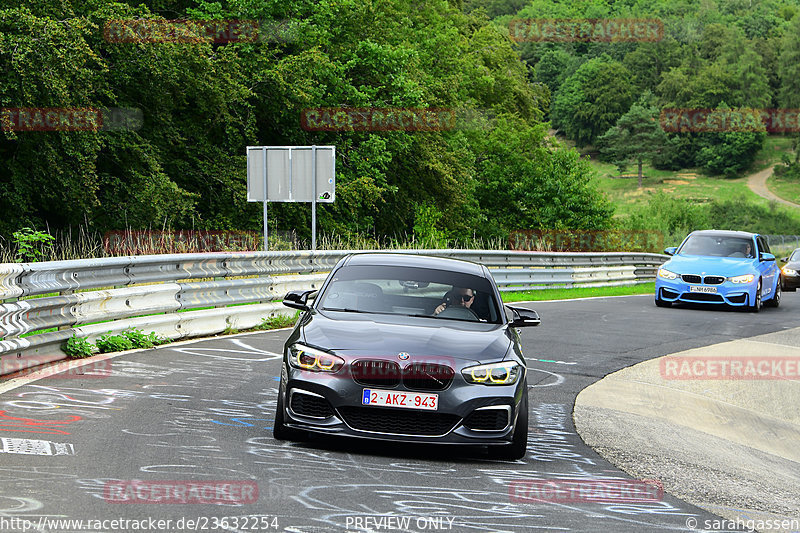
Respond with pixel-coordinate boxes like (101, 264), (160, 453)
(678, 235), (755, 258)
(757, 237), (771, 254)
(790, 250), (800, 261)
(316, 265), (502, 323)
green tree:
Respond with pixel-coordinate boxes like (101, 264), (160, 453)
(597, 93), (668, 188)
(474, 115), (613, 237)
(777, 13), (800, 162)
(695, 104), (766, 177)
(551, 55), (634, 146)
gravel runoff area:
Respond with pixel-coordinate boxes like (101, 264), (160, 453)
(574, 328), (800, 533)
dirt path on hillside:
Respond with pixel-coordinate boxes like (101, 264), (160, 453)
(747, 166), (800, 208)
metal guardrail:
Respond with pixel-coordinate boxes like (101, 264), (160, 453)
(0, 250), (667, 376)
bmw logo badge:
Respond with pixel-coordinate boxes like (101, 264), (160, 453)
(398, 352), (410, 360)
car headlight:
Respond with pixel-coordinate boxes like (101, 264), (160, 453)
(288, 344), (344, 373)
(462, 362), (522, 386)
(657, 268), (679, 280)
(783, 267), (797, 276)
(728, 274), (755, 284)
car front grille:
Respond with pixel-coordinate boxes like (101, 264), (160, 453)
(682, 292), (724, 302)
(682, 275), (702, 284)
(290, 391), (335, 419)
(704, 276), (725, 285)
(463, 408), (510, 431)
(402, 363), (455, 391)
(351, 360), (402, 388)
(728, 294), (747, 304)
(338, 406), (460, 436)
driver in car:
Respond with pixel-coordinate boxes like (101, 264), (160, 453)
(434, 286), (474, 316)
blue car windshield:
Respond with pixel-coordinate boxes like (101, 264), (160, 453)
(679, 236), (754, 258)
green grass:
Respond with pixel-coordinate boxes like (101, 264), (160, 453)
(584, 135), (800, 223)
(502, 282), (655, 302)
(767, 173), (800, 205)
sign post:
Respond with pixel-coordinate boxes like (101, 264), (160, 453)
(246, 146), (335, 250)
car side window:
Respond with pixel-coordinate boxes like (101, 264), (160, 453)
(757, 237), (770, 255)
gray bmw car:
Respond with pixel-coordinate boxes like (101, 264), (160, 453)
(273, 253), (540, 460)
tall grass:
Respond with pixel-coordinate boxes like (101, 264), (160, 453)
(0, 226), (520, 262)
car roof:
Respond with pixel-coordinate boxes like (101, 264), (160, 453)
(688, 230), (758, 239)
(343, 252), (487, 276)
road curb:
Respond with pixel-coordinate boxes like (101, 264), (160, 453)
(574, 328), (800, 531)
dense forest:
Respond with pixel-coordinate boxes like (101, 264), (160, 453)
(1, 0), (799, 246)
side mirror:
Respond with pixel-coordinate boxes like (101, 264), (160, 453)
(760, 253), (776, 262)
(506, 306), (540, 327)
(663, 247), (677, 256)
(781, 257), (789, 263)
(283, 289), (316, 311)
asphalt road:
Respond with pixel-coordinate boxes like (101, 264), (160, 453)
(1, 294), (798, 533)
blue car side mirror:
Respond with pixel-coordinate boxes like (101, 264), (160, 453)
(663, 247), (677, 256)
(760, 253), (776, 262)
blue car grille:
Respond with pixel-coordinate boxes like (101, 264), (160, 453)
(682, 275), (701, 283)
(683, 293), (724, 303)
(704, 276), (725, 285)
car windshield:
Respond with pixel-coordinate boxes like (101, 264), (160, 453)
(316, 264), (502, 323)
(790, 250), (800, 262)
(679, 235), (755, 258)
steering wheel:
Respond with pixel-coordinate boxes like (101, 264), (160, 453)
(437, 305), (480, 321)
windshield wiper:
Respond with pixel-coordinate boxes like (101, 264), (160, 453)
(320, 307), (369, 313)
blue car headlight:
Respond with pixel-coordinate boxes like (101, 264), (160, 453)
(462, 362), (521, 385)
(657, 268), (679, 280)
(728, 274), (754, 284)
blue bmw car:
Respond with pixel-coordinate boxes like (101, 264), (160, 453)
(655, 230), (781, 312)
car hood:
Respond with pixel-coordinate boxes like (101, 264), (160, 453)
(300, 311), (512, 364)
(665, 254), (758, 276)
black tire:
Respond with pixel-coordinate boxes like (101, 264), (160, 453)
(489, 393), (528, 461)
(273, 381), (307, 441)
(654, 297), (671, 308)
(749, 280), (762, 313)
(766, 279), (781, 308)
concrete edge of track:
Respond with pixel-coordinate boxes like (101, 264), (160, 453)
(574, 328), (800, 531)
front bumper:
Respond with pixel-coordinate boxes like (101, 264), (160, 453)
(277, 363), (526, 446)
(656, 278), (756, 306)
(782, 273), (799, 291)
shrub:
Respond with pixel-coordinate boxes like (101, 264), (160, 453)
(96, 334), (134, 353)
(255, 313), (299, 331)
(13, 227), (55, 263)
(120, 328), (168, 349)
(63, 335), (96, 359)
